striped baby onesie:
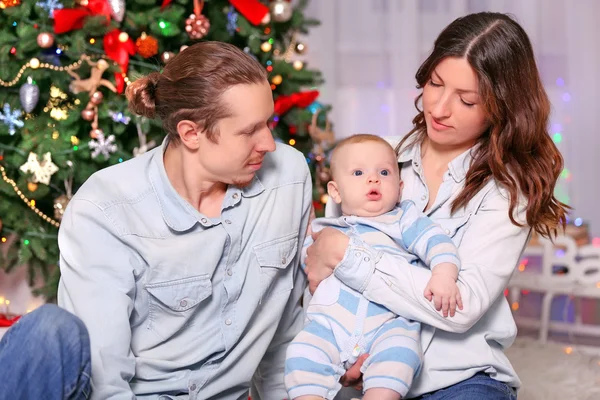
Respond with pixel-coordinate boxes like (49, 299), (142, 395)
(285, 200), (460, 399)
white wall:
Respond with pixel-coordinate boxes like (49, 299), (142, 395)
(301, 0), (600, 236)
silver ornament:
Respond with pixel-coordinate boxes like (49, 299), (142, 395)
(19, 77), (40, 113)
(108, 0), (126, 22)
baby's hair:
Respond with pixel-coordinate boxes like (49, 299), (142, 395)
(330, 134), (398, 179)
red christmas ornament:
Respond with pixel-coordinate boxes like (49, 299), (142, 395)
(185, 0), (210, 40)
(135, 33), (159, 58)
(0, 0), (21, 9)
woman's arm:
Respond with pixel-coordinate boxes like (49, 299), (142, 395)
(305, 185), (530, 333)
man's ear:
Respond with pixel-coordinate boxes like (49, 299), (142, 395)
(176, 120), (201, 150)
(327, 181), (342, 204)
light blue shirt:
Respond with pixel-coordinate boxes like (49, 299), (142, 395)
(328, 137), (530, 398)
(57, 139), (312, 400)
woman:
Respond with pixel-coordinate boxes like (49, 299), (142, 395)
(306, 12), (568, 400)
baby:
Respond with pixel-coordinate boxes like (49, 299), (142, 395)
(284, 134), (463, 400)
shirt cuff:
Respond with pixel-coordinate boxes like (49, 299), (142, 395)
(333, 236), (378, 293)
(430, 254), (461, 272)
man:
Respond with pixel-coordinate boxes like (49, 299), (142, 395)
(1, 42), (312, 400)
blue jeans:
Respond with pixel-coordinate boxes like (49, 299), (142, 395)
(414, 372), (517, 399)
(335, 372), (517, 399)
(0, 304), (92, 399)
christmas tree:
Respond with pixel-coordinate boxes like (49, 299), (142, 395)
(0, 0), (333, 300)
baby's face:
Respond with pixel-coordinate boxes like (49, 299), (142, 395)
(328, 141), (402, 217)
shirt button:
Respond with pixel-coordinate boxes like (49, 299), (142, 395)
(201, 218), (208, 224)
(180, 299), (188, 307)
(189, 384), (197, 392)
(364, 257), (370, 262)
(421, 194), (427, 200)
(445, 229), (451, 235)
(233, 193), (239, 199)
(355, 252), (361, 257)
(225, 319), (232, 326)
(281, 257), (287, 265)
(227, 269), (232, 276)
(225, 219), (232, 224)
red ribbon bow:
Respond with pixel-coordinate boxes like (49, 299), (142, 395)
(0, 314), (20, 328)
(274, 90), (320, 115)
(103, 29), (136, 93)
(53, 0), (112, 34)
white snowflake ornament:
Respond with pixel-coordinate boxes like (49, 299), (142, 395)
(20, 152), (59, 185)
(0, 103), (24, 135)
(89, 131), (118, 159)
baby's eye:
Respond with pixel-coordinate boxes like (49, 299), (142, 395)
(353, 170), (363, 176)
(380, 169), (390, 176)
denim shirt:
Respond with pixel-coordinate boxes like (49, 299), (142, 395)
(57, 139), (312, 400)
(328, 137), (530, 397)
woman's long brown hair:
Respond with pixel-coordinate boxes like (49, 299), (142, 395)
(396, 12), (569, 238)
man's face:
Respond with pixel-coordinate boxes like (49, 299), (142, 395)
(197, 82), (276, 187)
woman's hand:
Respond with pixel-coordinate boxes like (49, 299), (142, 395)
(304, 227), (350, 294)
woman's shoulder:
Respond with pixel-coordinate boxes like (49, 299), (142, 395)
(465, 179), (528, 223)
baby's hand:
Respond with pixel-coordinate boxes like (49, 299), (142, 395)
(424, 271), (463, 317)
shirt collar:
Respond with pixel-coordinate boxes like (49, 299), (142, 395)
(148, 137), (265, 232)
(397, 139), (478, 183)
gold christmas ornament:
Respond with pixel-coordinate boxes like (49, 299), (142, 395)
(27, 182), (38, 192)
(261, 41), (272, 52)
(271, 75), (283, 85)
(293, 60), (304, 70)
(30, 58), (40, 69)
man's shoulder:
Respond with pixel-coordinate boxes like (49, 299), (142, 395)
(72, 150), (155, 209)
(258, 142), (310, 188)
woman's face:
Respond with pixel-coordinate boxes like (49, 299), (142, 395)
(422, 57), (490, 151)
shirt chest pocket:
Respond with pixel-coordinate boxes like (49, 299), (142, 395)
(435, 212), (473, 246)
(253, 233), (298, 302)
(145, 275), (212, 340)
